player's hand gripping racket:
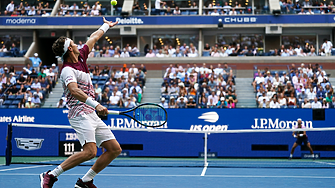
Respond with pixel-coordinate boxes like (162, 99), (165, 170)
(107, 103), (167, 127)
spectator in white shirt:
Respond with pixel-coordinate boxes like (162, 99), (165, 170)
(208, 91), (219, 105)
(211, 9), (220, 15)
(77, 41), (84, 49)
(28, 6), (36, 16)
(229, 8), (237, 15)
(41, 10), (50, 17)
(129, 82), (142, 94)
(321, 38), (333, 56)
(92, 2), (101, 10)
(31, 78), (41, 89)
(6, 1), (15, 13)
(156, 50), (165, 57)
(269, 98), (281, 108)
(311, 97), (322, 108)
(278, 93), (287, 108)
(252, 73), (265, 92)
(301, 98), (311, 108)
(306, 8), (314, 14)
(158, 97), (169, 108)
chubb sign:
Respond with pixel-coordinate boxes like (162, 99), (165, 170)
(251, 118), (313, 129)
(5, 18), (36, 24)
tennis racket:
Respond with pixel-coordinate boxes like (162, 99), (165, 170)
(108, 103), (167, 127)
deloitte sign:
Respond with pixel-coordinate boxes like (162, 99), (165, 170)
(5, 18), (37, 25)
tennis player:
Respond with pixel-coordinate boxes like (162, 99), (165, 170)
(289, 118), (314, 159)
(40, 17), (121, 188)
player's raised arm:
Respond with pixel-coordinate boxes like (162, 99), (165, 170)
(85, 17), (118, 52)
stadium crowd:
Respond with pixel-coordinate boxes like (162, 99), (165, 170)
(280, 0), (335, 14)
(253, 63), (335, 109)
(0, 59), (147, 109)
(0, 54), (58, 108)
(160, 62), (237, 108)
(91, 63), (147, 109)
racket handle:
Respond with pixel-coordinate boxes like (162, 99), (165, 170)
(293, 135), (297, 138)
(108, 110), (120, 115)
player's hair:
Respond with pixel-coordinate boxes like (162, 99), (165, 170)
(52, 36), (70, 60)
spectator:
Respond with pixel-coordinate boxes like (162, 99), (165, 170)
(25, 53), (42, 72)
(31, 94), (41, 108)
(155, 0), (164, 14)
(6, 1), (15, 13)
(41, 10), (50, 17)
(168, 96), (177, 108)
(109, 89), (122, 107)
(158, 97), (169, 108)
(322, 98), (329, 108)
(269, 97), (280, 108)
(92, 1), (101, 10)
(217, 97), (227, 108)
(177, 97), (186, 108)
(124, 97), (137, 108)
(27, 6), (36, 16)
(0, 45), (8, 52)
(91, 6), (99, 16)
(287, 92), (298, 108)
(70, 3), (79, 9)
(57, 98), (66, 108)
(145, 49), (156, 57)
(173, 6), (181, 15)
(18, 98), (26, 108)
(321, 38), (333, 56)
(25, 97), (34, 108)
(226, 97), (236, 108)
(186, 96), (196, 108)
(31, 78), (41, 89)
(10, 43), (19, 57)
(329, 97), (335, 108)
(229, 8), (237, 15)
(311, 97), (322, 108)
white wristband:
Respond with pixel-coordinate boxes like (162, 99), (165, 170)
(99, 23), (109, 33)
(85, 97), (99, 108)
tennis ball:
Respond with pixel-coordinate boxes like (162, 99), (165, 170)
(111, 0), (117, 6)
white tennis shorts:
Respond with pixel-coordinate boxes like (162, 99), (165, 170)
(69, 112), (115, 147)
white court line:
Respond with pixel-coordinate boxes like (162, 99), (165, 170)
(0, 165), (52, 172)
(314, 161), (335, 166)
(200, 162), (208, 176)
(1, 173), (335, 179)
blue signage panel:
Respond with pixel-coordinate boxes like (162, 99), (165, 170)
(1, 15), (335, 26)
(1, 109), (335, 158)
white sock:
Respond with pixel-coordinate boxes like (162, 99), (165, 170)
(290, 154), (293, 158)
(311, 154), (315, 158)
(82, 168), (97, 182)
(48, 165), (64, 177)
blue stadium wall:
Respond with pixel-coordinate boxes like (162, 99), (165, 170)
(1, 109), (334, 158)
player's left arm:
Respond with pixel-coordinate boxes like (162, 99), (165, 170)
(86, 17), (118, 52)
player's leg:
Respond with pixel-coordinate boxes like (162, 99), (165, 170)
(92, 139), (121, 173)
(290, 142), (299, 158)
(40, 115), (97, 188)
(306, 142), (314, 154)
(75, 113), (121, 188)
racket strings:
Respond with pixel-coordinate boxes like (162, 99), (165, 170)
(135, 105), (167, 127)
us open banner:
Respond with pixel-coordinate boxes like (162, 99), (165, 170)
(1, 109), (334, 157)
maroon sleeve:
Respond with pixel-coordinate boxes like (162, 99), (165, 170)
(79, 44), (90, 60)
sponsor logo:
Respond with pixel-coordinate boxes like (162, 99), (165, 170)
(5, 18), (36, 25)
(110, 118), (167, 129)
(198, 112), (219, 123)
(116, 17), (144, 24)
(0, 115), (35, 123)
(251, 118), (313, 129)
(191, 112), (228, 131)
(65, 133), (78, 140)
(224, 17), (257, 23)
(15, 138), (44, 150)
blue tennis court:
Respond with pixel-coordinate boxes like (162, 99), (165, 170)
(1, 158), (335, 188)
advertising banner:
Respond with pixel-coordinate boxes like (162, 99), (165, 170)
(1, 109), (334, 157)
(1, 15), (335, 26)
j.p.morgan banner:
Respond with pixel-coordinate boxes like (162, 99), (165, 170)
(2, 15), (335, 26)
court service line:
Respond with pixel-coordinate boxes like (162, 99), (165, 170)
(1, 173), (335, 179)
(0, 165), (52, 172)
(314, 161), (335, 166)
